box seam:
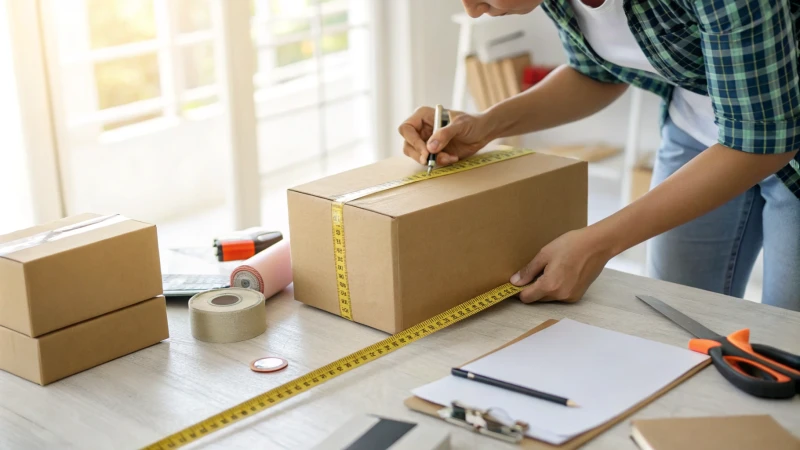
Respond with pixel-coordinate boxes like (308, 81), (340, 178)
(0, 221), (155, 264)
(36, 339), (44, 385)
(34, 296), (165, 338)
(391, 219), (403, 332)
(23, 265), (34, 336)
(288, 160), (587, 221)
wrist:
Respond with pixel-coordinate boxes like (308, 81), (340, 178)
(480, 102), (516, 141)
(586, 219), (627, 260)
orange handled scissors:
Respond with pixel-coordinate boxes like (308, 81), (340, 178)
(637, 295), (800, 399)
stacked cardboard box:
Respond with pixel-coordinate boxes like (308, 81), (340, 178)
(0, 213), (169, 385)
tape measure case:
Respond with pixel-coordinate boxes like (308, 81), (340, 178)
(287, 150), (587, 334)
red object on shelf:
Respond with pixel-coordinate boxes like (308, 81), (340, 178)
(522, 65), (556, 90)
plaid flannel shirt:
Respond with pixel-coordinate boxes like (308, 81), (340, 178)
(540, 0), (800, 199)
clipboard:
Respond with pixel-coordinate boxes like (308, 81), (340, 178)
(404, 319), (711, 449)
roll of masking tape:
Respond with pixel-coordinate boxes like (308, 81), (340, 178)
(189, 288), (267, 343)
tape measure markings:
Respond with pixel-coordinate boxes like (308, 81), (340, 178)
(142, 282), (523, 450)
(331, 201), (353, 320)
(144, 148), (536, 449)
(329, 149), (534, 320)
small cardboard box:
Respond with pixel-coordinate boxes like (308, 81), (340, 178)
(288, 151), (587, 333)
(0, 296), (169, 385)
(0, 213), (163, 337)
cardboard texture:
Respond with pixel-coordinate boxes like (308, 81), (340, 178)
(287, 152), (587, 333)
(0, 213), (163, 337)
(630, 415), (800, 450)
(0, 296), (169, 385)
(404, 319), (712, 450)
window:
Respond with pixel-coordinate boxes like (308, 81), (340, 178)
(37, 0), (379, 227)
(251, 0), (375, 178)
(45, 0), (219, 134)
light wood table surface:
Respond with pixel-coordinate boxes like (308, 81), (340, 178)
(1, 267), (798, 449)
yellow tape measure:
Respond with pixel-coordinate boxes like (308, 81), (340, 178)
(142, 282), (523, 450)
(330, 149), (534, 319)
(142, 149), (535, 449)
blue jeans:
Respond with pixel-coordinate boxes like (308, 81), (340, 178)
(646, 117), (800, 311)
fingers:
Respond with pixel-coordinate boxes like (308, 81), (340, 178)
(399, 123), (430, 164)
(511, 252), (580, 304)
(402, 142), (422, 164)
(427, 120), (461, 158)
(518, 270), (585, 304)
(398, 107), (433, 165)
(511, 253), (546, 286)
(519, 276), (559, 304)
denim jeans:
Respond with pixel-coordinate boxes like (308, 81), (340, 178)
(645, 116), (800, 311)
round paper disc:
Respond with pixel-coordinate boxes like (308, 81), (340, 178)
(250, 356), (288, 373)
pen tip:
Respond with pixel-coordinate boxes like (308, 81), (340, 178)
(567, 400), (579, 408)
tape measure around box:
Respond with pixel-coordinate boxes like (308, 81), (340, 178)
(330, 148), (534, 320)
(141, 149), (535, 450)
(142, 282), (524, 450)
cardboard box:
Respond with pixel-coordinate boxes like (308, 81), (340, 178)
(0, 296), (169, 385)
(288, 152), (587, 333)
(0, 213), (163, 337)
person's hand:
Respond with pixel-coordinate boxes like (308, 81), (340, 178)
(397, 107), (494, 166)
(509, 227), (614, 303)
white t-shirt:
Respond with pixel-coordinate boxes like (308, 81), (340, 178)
(569, 0), (719, 147)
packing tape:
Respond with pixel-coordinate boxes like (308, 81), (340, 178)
(230, 239), (293, 298)
(189, 288), (267, 344)
(330, 149), (534, 319)
(0, 214), (127, 257)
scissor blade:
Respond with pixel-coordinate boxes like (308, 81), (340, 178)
(636, 295), (722, 340)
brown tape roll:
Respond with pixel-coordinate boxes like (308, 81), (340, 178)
(188, 288), (267, 343)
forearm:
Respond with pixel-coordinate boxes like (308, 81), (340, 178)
(593, 145), (799, 257)
(481, 64), (629, 139)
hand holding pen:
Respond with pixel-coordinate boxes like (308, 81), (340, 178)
(427, 105), (450, 175)
(397, 106), (490, 169)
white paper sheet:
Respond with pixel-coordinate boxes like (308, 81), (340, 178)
(412, 319), (708, 444)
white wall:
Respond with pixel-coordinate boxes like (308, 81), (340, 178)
(399, 5), (665, 154)
(63, 116), (227, 224)
(0, 0), (34, 235)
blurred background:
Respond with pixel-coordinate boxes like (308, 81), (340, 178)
(0, 0), (762, 300)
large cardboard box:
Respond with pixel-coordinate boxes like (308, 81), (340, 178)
(0, 296), (169, 385)
(0, 213), (163, 337)
(288, 151), (587, 333)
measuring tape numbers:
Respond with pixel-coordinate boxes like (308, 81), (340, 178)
(330, 149), (534, 320)
(143, 149), (535, 449)
(143, 282), (523, 450)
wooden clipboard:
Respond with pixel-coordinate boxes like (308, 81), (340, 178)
(404, 319), (711, 449)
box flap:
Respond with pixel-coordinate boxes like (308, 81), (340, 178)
(0, 214), (154, 263)
(288, 151), (583, 217)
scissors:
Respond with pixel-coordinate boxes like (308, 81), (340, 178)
(637, 295), (800, 399)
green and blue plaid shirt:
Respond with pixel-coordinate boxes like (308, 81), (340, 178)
(540, 0), (800, 199)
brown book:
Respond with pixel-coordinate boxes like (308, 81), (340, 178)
(631, 415), (800, 450)
(465, 56), (491, 111)
(480, 60), (507, 105)
(500, 53), (531, 96)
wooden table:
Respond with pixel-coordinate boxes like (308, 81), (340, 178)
(1, 268), (798, 449)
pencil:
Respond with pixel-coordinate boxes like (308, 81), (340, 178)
(451, 368), (579, 407)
